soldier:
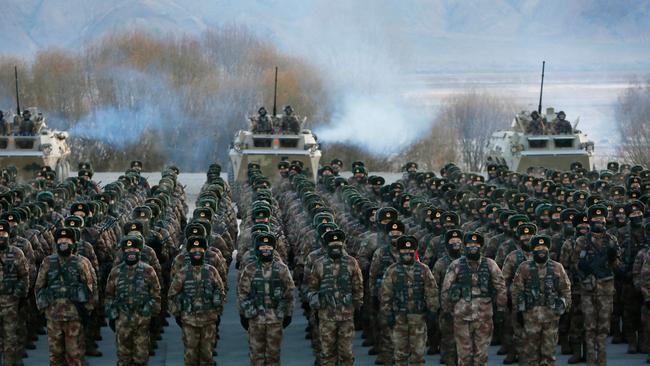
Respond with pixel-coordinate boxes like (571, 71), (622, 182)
(570, 204), (618, 365)
(280, 105), (301, 134)
(501, 223), (537, 364)
(19, 109), (34, 135)
(434, 229), (463, 366)
(526, 110), (545, 135)
(441, 232), (507, 366)
(553, 111), (573, 134)
(380, 235), (439, 366)
(511, 235), (571, 366)
(104, 235), (162, 366)
(253, 107), (274, 134)
(238, 233), (294, 366)
(35, 228), (95, 366)
(307, 229), (364, 365)
(168, 236), (225, 366)
(0, 220), (29, 366)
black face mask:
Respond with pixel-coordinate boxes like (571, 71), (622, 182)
(465, 246), (481, 261)
(447, 243), (461, 259)
(399, 250), (415, 265)
(520, 241), (532, 252)
(258, 248), (274, 262)
(550, 220), (562, 231)
(0, 236), (8, 250)
(124, 251), (140, 265)
(590, 222), (605, 233)
(190, 251), (204, 266)
(533, 248), (549, 264)
(630, 215), (644, 227)
(57, 242), (72, 257)
(328, 244), (343, 259)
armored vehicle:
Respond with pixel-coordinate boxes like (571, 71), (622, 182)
(0, 109), (71, 182)
(486, 107), (594, 173)
(228, 126), (321, 184)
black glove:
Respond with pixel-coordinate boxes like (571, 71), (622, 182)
(109, 318), (116, 332)
(578, 259), (592, 275)
(494, 311), (505, 325)
(426, 311), (437, 324)
(516, 311), (524, 327)
(387, 314), (396, 328)
(175, 316), (182, 327)
(282, 316), (292, 329)
(240, 315), (249, 331)
(607, 246), (618, 261)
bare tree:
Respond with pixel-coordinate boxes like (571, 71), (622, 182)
(438, 90), (514, 171)
(616, 80), (650, 167)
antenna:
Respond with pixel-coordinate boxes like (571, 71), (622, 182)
(14, 66), (21, 115)
(538, 61), (545, 114)
(272, 66), (278, 116)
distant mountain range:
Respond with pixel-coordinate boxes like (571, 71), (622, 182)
(2, 0), (649, 71)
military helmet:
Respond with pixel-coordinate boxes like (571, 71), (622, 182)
(396, 235), (417, 250)
(444, 229), (463, 244)
(121, 235), (144, 250)
(187, 236), (207, 250)
(64, 215), (84, 228)
(587, 204), (608, 219)
(463, 232), (484, 246)
(54, 228), (76, 242)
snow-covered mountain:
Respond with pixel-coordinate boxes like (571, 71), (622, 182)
(1, 0), (649, 71)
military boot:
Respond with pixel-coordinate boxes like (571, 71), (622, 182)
(567, 342), (584, 364)
(560, 334), (572, 355)
(496, 345), (508, 355)
(502, 352), (517, 364)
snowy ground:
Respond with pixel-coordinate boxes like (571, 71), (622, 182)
(27, 172), (648, 365)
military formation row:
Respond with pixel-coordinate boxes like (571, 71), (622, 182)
(229, 158), (650, 366)
(0, 161), (240, 366)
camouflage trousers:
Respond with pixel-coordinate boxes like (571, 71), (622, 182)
(392, 314), (427, 366)
(46, 319), (84, 366)
(454, 317), (493, 366)
(582, 293), (613, 366)
(568, 293), (584, 345)
(318, 318), (355, 366)
(520, 315), (560, 366)
(439, 312), (457, 366)
(641, 306), (650, 354)
(621, 282), (643, 346)
(310, 309), (322, 364)
(182, 323), (217, 366)
(0, 305), (21, 366)
(502, 308), (524, 356)
(116, 316), (151, 366)
(248, 320), (283, 366)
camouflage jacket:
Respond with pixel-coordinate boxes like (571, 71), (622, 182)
(168, 262), (225, 327)
(237, 259), (294, 323)
(380, 261), (438, 318)
(511, 259), (571, 321)
(307, 255), (363, 321)
(0, 246), (29, 307)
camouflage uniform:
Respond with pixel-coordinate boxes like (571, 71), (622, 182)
(105, 260), (161, 366)
(433, 253), (458, 365)
(441, 251), (507, 366)
(238, 255), (294, 366)
(380, 239), (439, 366)
(35, 253), (95, 366)
(307, 236), (363, 366)
(570, 230), (618, 365)
(511, 238), (571, 366)
(168, 255), (225, 366)
(0, 243), (29, 366)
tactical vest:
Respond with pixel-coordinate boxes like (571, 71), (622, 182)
(47, 255), (87, 302)
(115, 262), (151, 316)
(582, 233), (614, 280)
(394, 263), (426, 314)
(374, 246), (396, 297)
(520, 261), (560, 311)
(178, 254), (221, 313)
(507, 250), (527, 285)
(250, 260), (285, 310)
(449, 257), (493, 303)
(0, 249), (22, 296)
(319, 257), (353, 307)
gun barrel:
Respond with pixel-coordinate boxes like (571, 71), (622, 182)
(14, 66), (21, 115)
(538, 61), (545, 114)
